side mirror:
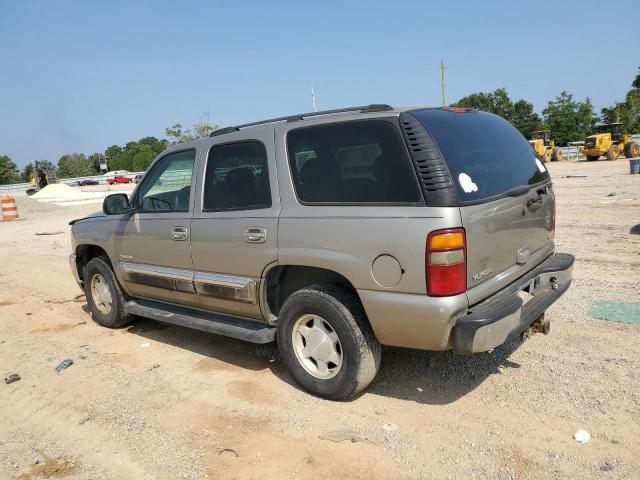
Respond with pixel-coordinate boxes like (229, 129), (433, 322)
(103, 193), (131, 215)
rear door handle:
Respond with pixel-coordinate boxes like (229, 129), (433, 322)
(172, 226), (188, 241)
(245, 227), (267, 243)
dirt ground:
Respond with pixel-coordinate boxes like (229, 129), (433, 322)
(1, 160), (639, 480)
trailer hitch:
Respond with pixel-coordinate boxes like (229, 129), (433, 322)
(521, 314), (551, 340)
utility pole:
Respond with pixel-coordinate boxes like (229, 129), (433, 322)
(310, 86), (317, 112)
(440, 60), (446, 107)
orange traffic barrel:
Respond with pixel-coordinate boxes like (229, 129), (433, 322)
(1, 196), (19, 221)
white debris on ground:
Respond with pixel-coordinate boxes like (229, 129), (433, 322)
(573, 429), (591, 443)
(31, 184), (82, 200)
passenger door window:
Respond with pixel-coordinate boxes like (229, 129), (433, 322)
(203, 141), (271, 211)
(137, 150), (196, 212)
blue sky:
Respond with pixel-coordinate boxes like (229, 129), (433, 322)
(1, 0), (639, 169)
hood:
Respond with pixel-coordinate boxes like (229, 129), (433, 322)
(69, 210), (106, 226)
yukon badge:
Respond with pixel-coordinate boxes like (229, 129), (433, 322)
(472, 267), (493, 282)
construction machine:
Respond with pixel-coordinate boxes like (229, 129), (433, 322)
(580, 123), (640, 161)
(26, 161), (55, 195)
(529, 130), (563, 163)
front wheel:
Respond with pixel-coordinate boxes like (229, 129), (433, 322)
(606, 145), (619, 161)
(84, 256), (132, 328)
(276, 285), (381, 400)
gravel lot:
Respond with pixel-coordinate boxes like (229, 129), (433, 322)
(1, 159), (639, 479)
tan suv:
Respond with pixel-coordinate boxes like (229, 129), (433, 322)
(69, 104), (574, 399)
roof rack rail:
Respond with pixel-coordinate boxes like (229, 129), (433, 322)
(209, 104), (393, 137)
(209, 126), (239, 137)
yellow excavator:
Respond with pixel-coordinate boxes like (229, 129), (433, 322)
(580, 123), (640, 161)
(529, 130), (562, 163)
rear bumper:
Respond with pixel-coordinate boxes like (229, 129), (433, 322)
(452, 253), (574, 353)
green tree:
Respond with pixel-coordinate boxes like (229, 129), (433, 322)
(88, 153), (106, 173)
(57, 153), (96, 178)
(104, 145), (123, 170)
(165, 123), (195, 144)
(632, 66), (640, 90)
(510, 100), (542, 139)
(132, 144), (156, 171)
(193, 113), (218, 138)
(165, 115), (219, 144)
(601, 69), (640, 133)
(453, 88), (541, 138)
(542, 92), (598, 146)
(454, 91), (495, 113)
(454, 88), (514, 118)
(0, 155), (20, 184)
(624, 89), (640, 133)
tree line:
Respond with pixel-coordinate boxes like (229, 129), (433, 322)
(1, 70), (639, 185)
(0, 119), (217, 184)
(453, 67), (640, 145)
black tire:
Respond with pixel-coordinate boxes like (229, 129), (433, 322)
(552, 147), (563, 162)
(606, 144), (619, 161)
(83, 256), (132, 328)
(276, 284), (381, 400)
(624, 141), (639, 158)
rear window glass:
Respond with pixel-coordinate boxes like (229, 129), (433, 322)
(413, 109), (550, 202)
(287, 121), (422, 204)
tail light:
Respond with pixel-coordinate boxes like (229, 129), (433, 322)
(426, 228), (466, 296)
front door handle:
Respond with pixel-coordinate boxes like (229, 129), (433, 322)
(245, 227), (267, 243)
(172, 226), (188, 241)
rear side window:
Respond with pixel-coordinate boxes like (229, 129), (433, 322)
(412, 109), (550, 203)
(287, 121), (422, 204)
(203, 141), (271, 211)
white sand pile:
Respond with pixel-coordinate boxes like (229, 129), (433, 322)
(32, 183), (82, 199)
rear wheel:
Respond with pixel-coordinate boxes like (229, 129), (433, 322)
(84, 256), (132, 328)
(276, 284), (381, 400)
(542, 149), (552, 163)
(606, 145), (619, 161)
(552, 147), (563, 162)
(624, 141), (639, 158)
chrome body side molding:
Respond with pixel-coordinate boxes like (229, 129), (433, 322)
(121, 262), (195, 293)
(120, 262), (258, 304)
(194, 272), (258, 304)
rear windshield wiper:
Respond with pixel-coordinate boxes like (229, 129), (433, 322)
(503, 185), (531, 197)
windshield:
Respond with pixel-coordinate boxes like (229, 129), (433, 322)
(412, 109), (550, 203)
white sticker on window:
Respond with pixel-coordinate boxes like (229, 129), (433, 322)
(458, 173), (478, 193)
(535, 158), (546, 173)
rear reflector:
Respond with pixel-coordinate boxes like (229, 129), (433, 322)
(426, 228), (466, 296)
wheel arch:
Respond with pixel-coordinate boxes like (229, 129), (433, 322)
(74, 244), (111, 282)
(261, 264), (363, 321)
